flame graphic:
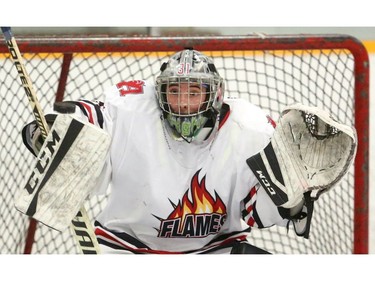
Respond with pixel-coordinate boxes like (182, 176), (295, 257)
(168, 171), (226, 221)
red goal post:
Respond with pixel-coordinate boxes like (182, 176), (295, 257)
(0, 34), (369, 254)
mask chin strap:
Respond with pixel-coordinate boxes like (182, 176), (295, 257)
(188, 108), (221, 143)
(201, 108), (221, 141)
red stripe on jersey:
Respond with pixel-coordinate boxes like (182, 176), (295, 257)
(219, 109), (230, 130)
(247, 217), (255, 227)
(246, 204), (253, 214)
(267, 115), (276, 128)
(250, 186), (257, 198)
(80, 102), (94, 124)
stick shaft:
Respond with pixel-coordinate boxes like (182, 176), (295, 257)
(2, 27), (49, 139)
(1, 27), (101, 254)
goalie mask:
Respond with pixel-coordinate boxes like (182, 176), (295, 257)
(155, 49), (224, 143)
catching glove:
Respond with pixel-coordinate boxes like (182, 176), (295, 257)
(247, 103), (357, 209)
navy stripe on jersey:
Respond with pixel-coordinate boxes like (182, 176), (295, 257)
(250, 202), (264, 228)
(204, 228), (250, 246)
(94, 221), (150, 251)
(218, 103), (230, 129)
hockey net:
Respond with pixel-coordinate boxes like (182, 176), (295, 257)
(0, 34), (369, 254)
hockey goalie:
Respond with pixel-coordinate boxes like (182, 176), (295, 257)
(18, 49), (357, 254)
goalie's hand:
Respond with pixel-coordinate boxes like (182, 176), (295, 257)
(23, 102), (77, 156)
(22, 114), (56, 157)
(247, 103), (357, 208)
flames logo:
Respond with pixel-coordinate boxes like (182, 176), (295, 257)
(156, 170), (227, 238)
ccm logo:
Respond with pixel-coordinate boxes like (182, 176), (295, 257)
(25, 129), (61, 194)
(256, 170), (276, 195)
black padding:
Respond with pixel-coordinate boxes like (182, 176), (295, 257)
(230, 242), (271, 254)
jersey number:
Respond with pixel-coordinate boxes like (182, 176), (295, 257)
(117, 80), (145, 96)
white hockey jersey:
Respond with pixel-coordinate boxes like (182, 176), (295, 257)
(57, 80), (292, 253)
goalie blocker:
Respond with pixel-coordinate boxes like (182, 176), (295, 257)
(247, 103), (357, 237)
(15, 114), (111, 231)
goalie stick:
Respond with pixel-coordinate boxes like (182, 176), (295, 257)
(1, 27), (101, 254)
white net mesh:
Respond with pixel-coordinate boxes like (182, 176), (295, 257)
(0, 35), (368, 254)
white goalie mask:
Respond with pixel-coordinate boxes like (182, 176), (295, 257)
(155, 49), (224, 143)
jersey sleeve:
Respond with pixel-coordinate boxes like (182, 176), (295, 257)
(21, 100), (105, 154)
(232, 101), (310, 235)
(224, 99), (289, 228)
(241, 183), (288, 228)
(64, 100), (106, 128)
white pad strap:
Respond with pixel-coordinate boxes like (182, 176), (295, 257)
(15, 114), (111, 231)
(247, 103), (357, 209)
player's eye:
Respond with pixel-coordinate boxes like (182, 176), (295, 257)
(168, 86), (179, 94)
(189, 86), (202, 95)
